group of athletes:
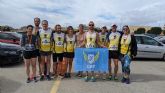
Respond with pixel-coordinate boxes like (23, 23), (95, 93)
(21, 17), (137, 84)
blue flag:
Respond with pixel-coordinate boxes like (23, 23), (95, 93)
(74, 48), (109, 72)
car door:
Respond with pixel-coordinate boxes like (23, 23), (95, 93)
(141, 36), (163, 58)
(135, 36), (147, 58)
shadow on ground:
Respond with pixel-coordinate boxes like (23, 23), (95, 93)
(0, 61), (23, 68)
(133, 58), (164, 62)
(0, 76), (22, 93)
(131, 73), (165, 82)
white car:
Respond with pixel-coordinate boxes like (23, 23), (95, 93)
(134, 34), (165, 61)
(154, 36), (165, 44)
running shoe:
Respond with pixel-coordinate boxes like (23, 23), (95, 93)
(34, 77), (38, 82)
(107, 75), (112, 80)
(125, 78), (130, 84)
(121, 77), (126, 83)
(84, 76), (90, 82)
(114, 76), (119, 81)
(46, 75), (51, 81)
(26, 78), (31, 83)
(40, 75), (44, 81)
(91, 77), (96, 82)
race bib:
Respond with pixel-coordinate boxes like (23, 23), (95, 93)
(56, 41), (63, 46)
(110, 45), (118, 50)
(86, 44), (95, 48)
(42, 39), (50, 45)
(25, 44), (35, 51)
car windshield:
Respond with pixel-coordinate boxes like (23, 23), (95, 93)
(7, 32), (22, 38)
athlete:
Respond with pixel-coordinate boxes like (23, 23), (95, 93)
(106, 24), (121, 80)
(33, 17), (42, 76)
(119, 25), (137, 84)
(75, 24), (85, 77)
(37, 20), (53, 81)
(21, 25), (37, 83)
(52, 24), (65, 78)
(64, 26), (76, 78)
(98, 26), (108, 80)
(80, 21), (106, 82)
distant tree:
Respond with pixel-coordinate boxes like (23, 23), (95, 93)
(147, 27), (162, 35)
(134, 28), (146, 34)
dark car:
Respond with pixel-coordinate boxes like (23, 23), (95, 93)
(5, 32), (22, 39)
(0, 32), (20, 45)
(0, 42), (23, 65)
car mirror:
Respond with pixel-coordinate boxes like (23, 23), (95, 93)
(158, 43), (163, 46)
(13, 38), (16, 42)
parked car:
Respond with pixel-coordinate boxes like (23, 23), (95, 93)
(0, 42), (23, 65)
(0, 32), (20, 45)
(154, 36), (165, 44)
(134, 34), (165, 61)
(5, 32), (22, 38)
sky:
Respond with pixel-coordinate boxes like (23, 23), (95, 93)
(0, 0), (165, 29)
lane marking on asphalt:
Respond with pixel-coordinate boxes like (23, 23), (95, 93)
(50, 77), (61, 93)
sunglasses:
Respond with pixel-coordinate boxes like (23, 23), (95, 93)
(123, 28), (128, 30)
(89, 24), (94, 26)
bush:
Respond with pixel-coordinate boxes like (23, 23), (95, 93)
(147, 27), (162, 35)
(134, 28), (146, 34)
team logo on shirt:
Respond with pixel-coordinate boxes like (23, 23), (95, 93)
(113, 35), (116, 39)
(102, 38), (105, 42)
(44, 34), (47, 38)
(58, 37), (61, 41)
(90, 37), (92, 41)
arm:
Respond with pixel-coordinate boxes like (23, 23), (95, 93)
(79, 33), (86, 48)
(131, 35), (137, 57)
(36, 31), (41, 49)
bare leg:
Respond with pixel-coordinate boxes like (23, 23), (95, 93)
(113, 59), (118, 77)
(31, 58), (37, 77)
(40, 56), (45, 75)
(108, 59), (112, 76)
(46, 55), (51, 75)
(68, 58), (73, 74)
(25, 59), (30, 78)
(38, 56), (41, 75)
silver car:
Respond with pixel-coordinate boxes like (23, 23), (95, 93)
(134, 34), (165, 61)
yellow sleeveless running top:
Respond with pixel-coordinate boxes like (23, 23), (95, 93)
(120, 34), (131, 55)
(65, 35), (76, 52)
(99, 33), (107, 46)
(85, 31), (97, 48)
(39, 29), (52, 52)
(108, 32), (121, 50)
(53, 32), (64, 53)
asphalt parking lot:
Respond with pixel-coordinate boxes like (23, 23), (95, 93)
(0, 59), (165, 93)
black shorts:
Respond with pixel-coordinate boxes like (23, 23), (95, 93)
(35, 49), (40, 57)
(40, 51), (52, 56)
(64, 52), (74, 58)
(23, 50), (37, 59)
(109, 50), (119, 59)
(53, 53), (63, 62)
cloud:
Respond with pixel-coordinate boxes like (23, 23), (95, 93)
(0, 0), (165, 29)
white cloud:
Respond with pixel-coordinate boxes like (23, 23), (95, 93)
(0, 0), (165, 29)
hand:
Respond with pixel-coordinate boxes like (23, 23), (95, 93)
(102, 45), (107, 48)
